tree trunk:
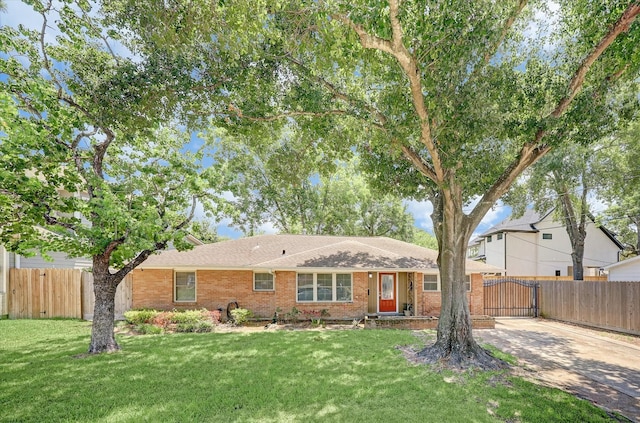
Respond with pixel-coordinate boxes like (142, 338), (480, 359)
(88, 259), (121, 353)
(418, 190), (505, 369)
(571, 241), (585, 280)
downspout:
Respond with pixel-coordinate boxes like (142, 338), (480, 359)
(504, 233), (507, 276)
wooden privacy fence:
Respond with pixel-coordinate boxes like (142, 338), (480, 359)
(8, 269), (132, 320)
(538, 281), (640, 336)
(9, 268), (82, 319)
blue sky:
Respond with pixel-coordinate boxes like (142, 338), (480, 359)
(1, 1), (512, 240)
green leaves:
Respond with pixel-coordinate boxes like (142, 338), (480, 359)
(0, 1), (225, 270)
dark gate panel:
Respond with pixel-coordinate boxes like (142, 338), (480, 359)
(483, 278), (539, 317)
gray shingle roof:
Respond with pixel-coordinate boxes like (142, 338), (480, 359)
(480, 209), (547, 236)
(140, 234), (501, 273)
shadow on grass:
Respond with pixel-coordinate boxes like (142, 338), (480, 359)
(0, 321), (623, 423)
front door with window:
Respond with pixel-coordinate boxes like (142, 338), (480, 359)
(378, 273), (397, 313)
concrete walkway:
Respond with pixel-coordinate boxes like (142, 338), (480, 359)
(477, 318), (640, 422)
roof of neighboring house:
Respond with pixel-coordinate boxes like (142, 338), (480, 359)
(480, 209), (549, 236)
(602, 255), (640, 271)
(478, 209), (624, 250)
(140, 234), (502, 273)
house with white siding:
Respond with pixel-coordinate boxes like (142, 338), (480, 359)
(467, 209), (623, 277)
(603, 255), (640, 281)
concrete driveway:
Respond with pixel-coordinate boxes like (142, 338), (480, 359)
(477, 318), (640, 422)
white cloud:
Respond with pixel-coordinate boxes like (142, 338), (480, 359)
(404, 199), (434, 232)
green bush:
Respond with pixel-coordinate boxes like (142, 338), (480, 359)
(125, 308), (218, 333)
(124, 309), (158, 325)
(135, 323), (163, 335)
(230, 308), (253, 325)
(170, 309), (205, 324)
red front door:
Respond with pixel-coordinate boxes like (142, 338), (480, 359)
(379, 273), (397, 313)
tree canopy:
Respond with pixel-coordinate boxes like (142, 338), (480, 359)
(201, 0), (640, 367)
(0, 0), (227, 352)
(210, 128), (415, 240)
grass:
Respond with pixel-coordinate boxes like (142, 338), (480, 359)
(0, 320), (624, 423)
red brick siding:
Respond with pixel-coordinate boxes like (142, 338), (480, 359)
(132, 269), (370, 319)
(417, 272), (484, 316)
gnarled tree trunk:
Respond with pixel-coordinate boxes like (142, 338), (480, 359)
(418, 190), (505, 369)
(88, 257), (121, 353)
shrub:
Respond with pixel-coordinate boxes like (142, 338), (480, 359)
(207, 309), (222, 324)
(170, 309), (205, 324)
(135, 323), (163, 335)
(230, 308), (253, 325)
(151, 311), (175, 328)
(124, 309), (158, 325)
(283, 307), (300, 323)
(125, 308), (219, 333)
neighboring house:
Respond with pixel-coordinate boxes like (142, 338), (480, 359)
(467, 209), (623, 277)
(603, 255), (640, 281)
(133, 234), (502, 320)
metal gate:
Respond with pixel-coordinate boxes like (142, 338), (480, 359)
(483, 278), (539, 317)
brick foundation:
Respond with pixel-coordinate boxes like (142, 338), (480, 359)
(365, 315), (495, 330)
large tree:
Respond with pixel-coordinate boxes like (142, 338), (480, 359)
(508, 145), (611, 280)
(0, 1), (227, 352)
(228, 0), (640, 366)
(97, 0), (640, 367)
(214, 1), (640, 367)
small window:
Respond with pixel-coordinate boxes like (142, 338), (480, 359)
(542, 233), (552, 240)
(496, 233), (503, 240)
(465, 275), (471, 292)
(317, 274), (333, 301)
(336, 274), (352, 301)
(487, 235), (492, 242)
(254, 273), (274, 291)
(423, 274), (439, 291)
(175, 271), (196, 302)
(297, 273), (314, 302)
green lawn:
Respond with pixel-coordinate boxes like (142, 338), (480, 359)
(0, 320), (622, 423)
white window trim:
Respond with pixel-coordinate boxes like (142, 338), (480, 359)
(296, 272), (353, 303)
(422, 274), (471, 292)
(174, 270), (197, 302)
(423, 274), (440, 292)
(253, 272), (275, 291)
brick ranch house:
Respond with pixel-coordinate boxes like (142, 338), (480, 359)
(133, 234), (502, 320)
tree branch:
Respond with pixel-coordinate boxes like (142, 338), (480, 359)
(335, 0), (444, 182)
(237, 109), (348, 121)
(401, 145), (438, 182)
(467, 3), (640, 233)
(483, 0), (528, 64)
(552, 3), (640, 118)
(285, 55), (389, 127)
